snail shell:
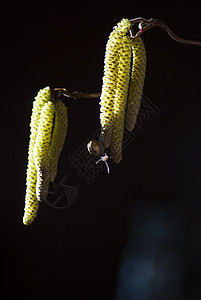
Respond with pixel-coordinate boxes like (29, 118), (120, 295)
(87, 140), (100, 156)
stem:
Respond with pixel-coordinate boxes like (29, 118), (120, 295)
(54, 88), (101, 99)
(130, 17), (201, 46)
(70, 91), (101, 99)
(154, 19), (201, 46)
(53, 18), (201, 101)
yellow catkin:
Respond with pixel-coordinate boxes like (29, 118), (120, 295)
(29, 87), (51, 154)
(34, 100), (55, 202)
(23, 86), (51, 225)
(100, 18), (131, 148)
(109, 35), (132, 163)
(23, 161), (39, 225)
(49, 100), (68, 182)
(125, 37), (146, 132)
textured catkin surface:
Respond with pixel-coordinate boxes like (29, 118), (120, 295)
(100, 18), (131, 148)
(23, 87), (51, 225)
(109, 35), (132, 163)
(49, 100), (68, 182)
(23, 87), (68, 225)
(34, 101), (55, 202)
(23, 160), (39, 226)
(29, 87), (51, 157)
(125, 37), (146, 132)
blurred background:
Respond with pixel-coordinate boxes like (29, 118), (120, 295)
(1, 1), (201, 299)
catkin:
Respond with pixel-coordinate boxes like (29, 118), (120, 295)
(125, 37), (146, 131)
(109, 35), (132, 163)
(23, 160), (39, 225)
(23, 86), (51, 225)
(49, 100), (68, 182)
(23, 87), (68, 224)
(100, 18), (131, 148)
(33, 100), (55, 202)
(28, 87), (51, 159)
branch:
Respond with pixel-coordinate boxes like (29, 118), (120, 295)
(52, 18), (201, 101)
(130, 17), (201, 46)
(54, 88), (101, 99)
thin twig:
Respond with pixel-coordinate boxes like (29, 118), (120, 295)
(71, 91), (101, 99)
(153, 18), (201, 46)
(130, 17), (201, 46)
(53, 18), (200, 101)
(54, 88), (101, 99)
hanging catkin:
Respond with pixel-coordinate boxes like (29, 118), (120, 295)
(33, 100), (55, 202)
(99, 18), (131, 148)
(23, 87), (51, 225)
(125, 37), (146, 131)
(49, 100), (68, 182)
(109, 35), (132, 163)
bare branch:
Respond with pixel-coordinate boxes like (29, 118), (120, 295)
(130, 17), (201, 46)
(52, 18), (201, 101)
(54, 88), (101, 99)
(71, 91), (101, 99)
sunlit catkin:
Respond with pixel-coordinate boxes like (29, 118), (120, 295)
(100, 18), (131, 148)
(34, 101), (55, 202)
(23, 87), (51, 225)
(109, 35), (132, 163)
(125, 37), (146, 131)
(29, 87), (51, 158)
(23, 161), (39, 225)
(49, 100), (68, 182)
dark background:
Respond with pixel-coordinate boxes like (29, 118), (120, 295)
(2, 2), (201, 299)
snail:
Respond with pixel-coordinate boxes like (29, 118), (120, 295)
(87, 139), (110, 173)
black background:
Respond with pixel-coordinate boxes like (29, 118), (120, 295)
(2, 2), (201, 299)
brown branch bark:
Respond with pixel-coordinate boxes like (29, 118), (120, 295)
(130, 17), (201, 46)
(54, 88), (101, 99)
(52, 18), (201, 101)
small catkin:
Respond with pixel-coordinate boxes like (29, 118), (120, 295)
(100, 18), (131, 148)
(49, 100), (68, 182)
(34, 100), (55, 202)
(125, 37), (146, 132)
(23, 86), (51, 225)
(109, 35), (132, 163)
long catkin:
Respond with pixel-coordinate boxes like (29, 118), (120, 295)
(100, 18), (131, 148)
(33, 101), (55, 202)
(49, 100), (68, 182)
(23, 87), (51, 225)
(125, 37), (146, 132)
(109, 35), (132, 163)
